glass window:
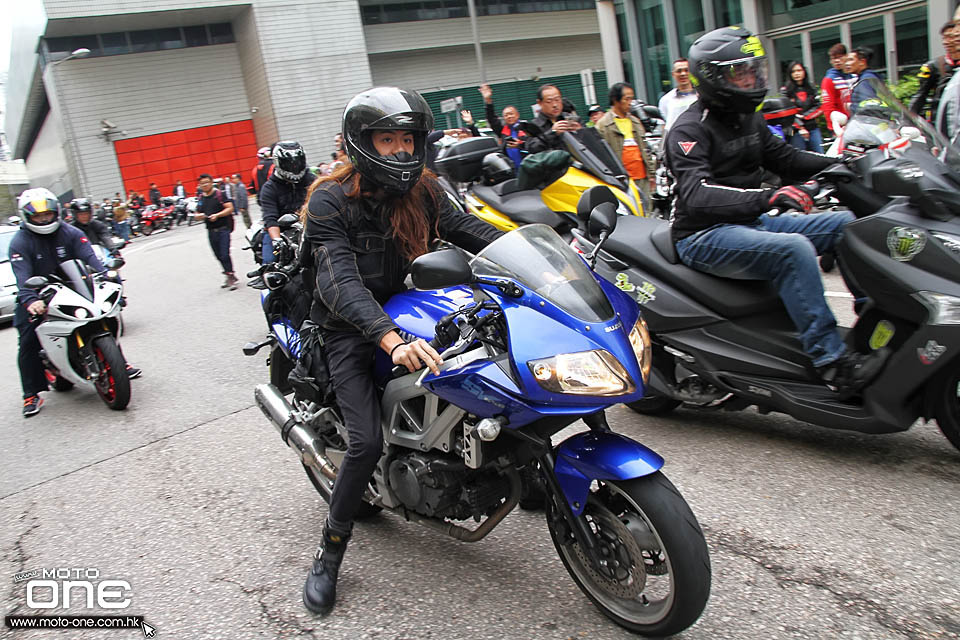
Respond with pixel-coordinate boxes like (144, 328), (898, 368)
(674, 0), (705, 53)
(46, 35), (100, 56)
(361, 5), (383, 24)
(895, 8), (929, 75)
(850, 16), (886, 79)
(767, 0), (875, 31)
(129, 30), (159, 54)
(809, 26), (841, 86)
(444, 0), (468, 18)
(209, 23), (235, 44)
(772, 34), (802, 91)
(155, 28), (184, 50)
(100, 32), (129, 56)
(184, 25), (208, 46)
(713, 0), (741, 27)
(637, 0), (671, 101)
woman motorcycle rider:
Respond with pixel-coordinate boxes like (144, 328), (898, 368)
(299, 87), (502, 616)
(665, 26), (886, 397)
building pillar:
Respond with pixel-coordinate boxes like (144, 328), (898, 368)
(927, 0), (952, 61)
(596, 0), (625, 85)
(883, 12), (897, 83)
(622, 0), (648, 101)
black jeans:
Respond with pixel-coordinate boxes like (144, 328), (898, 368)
(322, 330), (383, 531)
(17, 321), (48, 399)
(207, 229), (233, 274)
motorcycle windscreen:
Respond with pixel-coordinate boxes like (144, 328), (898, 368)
(470, 224), (615, 323)
(565, 128), (630, 191)
(57, 259), (96, 302)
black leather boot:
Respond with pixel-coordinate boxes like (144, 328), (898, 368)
(303, 523), (352, 615)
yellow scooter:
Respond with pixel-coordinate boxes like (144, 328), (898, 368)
(435, 127), (646, 237)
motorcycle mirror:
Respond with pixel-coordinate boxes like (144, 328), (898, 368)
(411, 249), (474, 290)
(105, 257), (125, 270)
(577, 185), (619, 222)
(108, 237), (127, 251)
(589, 202), (619, 238)
(642, 105), (664, 122)
(25, 276), (49, 290)
(517, 120), (543, 137)
(263, 271), (289, 291)
(278, 213), (299, 229)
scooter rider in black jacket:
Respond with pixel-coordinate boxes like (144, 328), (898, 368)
(258, 141), (316, 264)
(665, 26), (886, 398)
(299, 87), (502, 617)
(69, 199), (114, 248)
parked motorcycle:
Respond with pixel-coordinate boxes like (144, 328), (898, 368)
(572, 79), (960, 453)
(139, 199), (176, 235)
(246, 220), (711, 636)
(435, 125), (646, 238)
(24, 257), (130, 410)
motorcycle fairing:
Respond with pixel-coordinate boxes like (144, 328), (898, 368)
(554, 431), (664, 516)
(471, 185), (571, 230)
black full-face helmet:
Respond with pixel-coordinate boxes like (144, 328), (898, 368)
(689, 26), (770, 114)
(342, 87), (434, 194)
(70, 198), (92, 214)
(273, 141), (307, 182)
(482, 153), (514, 186)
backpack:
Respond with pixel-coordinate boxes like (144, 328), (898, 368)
(288, 320), (334, 406)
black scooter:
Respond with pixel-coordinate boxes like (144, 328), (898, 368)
(573, 94), (960, 454)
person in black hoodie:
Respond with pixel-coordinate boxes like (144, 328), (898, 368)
(258, 141), (316, 264)
(69, 199), (113, 247)
(780, 61), (823, 153)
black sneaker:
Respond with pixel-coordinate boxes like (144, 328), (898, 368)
(23, 396), (43, 417)
(818, 348), (889, 400)
(125, 365), (142, 379)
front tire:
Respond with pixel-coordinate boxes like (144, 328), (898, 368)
(932, 367), (960, 453)
(625, 394), (681, 415)
(547, 473), (711, 636)
(141, 223), (153, 236)
(91, 336), (130, 410)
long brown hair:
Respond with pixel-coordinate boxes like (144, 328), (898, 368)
(301, 162), (440, 262)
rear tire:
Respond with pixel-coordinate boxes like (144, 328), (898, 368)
(547, 473), (711, 636)
(91, 336), (130, 410)
(626, 394), (681, 415)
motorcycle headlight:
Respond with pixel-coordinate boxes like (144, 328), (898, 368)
(628, 318), (652, 384)
(528, 350), (635, 396)
(73, 307), (91, 319)
(915, 291), (960, 325)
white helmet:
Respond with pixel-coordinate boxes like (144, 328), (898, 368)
(257, 146), (272, 159)
(18, 188), (62, 235)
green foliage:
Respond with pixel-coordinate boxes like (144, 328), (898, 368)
(889, 74), (920, 103)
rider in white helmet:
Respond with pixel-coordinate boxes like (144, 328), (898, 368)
(10, 188), (140, 417)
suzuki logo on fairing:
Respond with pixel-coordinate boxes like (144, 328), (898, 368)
(886, 226), (926, 262)
(605, 321), (623, 333)
(918, 340), (946, 365)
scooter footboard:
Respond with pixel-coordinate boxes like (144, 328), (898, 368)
(553, 431), (664, 516)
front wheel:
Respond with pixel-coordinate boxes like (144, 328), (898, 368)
(141, 223), (153, 236)
(91, 336), (130, 410)
(932, 367), (960, 453)
(547, 473), (711, 637)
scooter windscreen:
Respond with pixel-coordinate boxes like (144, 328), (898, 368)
(57, 259), (96, 301)
(470, 224), (615, 323)
(849, 78), (960, 171)
(562, 128), (630, 191)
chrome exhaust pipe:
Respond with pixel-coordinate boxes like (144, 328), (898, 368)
(254, 383), (337, 482)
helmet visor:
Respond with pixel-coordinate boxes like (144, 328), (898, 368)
(706, 56), (769, 93)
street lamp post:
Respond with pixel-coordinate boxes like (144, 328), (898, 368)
(49, 47), (92, 195)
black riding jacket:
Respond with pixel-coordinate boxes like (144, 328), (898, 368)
(909, 55), (960, 117)
(71, 218), (113, 247)
(664, 101), (835, 242)
(9, 225), (103, 326)
(524, 111), (576, 154)
(259, 173), (316, 229)
(302, 176), (503, 344)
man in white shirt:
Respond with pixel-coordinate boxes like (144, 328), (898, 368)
(658, 58), (699, 130)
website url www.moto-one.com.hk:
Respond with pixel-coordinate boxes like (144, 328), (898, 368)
(6, 615), (145, 630)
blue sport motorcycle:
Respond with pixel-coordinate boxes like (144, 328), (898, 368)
(249, 221), (711, 636)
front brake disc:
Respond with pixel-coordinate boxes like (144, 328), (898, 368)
(570, 502), (647, 598)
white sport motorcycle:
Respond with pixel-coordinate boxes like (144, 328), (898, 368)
(25, 257), (130, 410)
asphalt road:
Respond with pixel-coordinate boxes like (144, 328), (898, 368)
(1, 220), (959, 640)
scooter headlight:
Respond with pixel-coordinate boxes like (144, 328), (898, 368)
(915, 291), (960, 325)
(528, 350), (635, 396)
(629, 317), (652, 384)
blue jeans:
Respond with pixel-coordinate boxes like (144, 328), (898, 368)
(262, 233), (275, 264)
(208, 229), (234, 274)
(115, 220), (130, 241)
(675, 211), (855, 367)
(789, 127), (824, 153)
